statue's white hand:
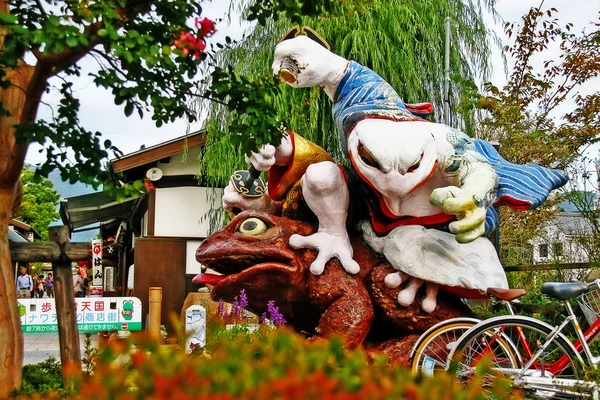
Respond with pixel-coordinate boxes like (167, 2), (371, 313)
(430, 186), (486, 243)
(245, 145), (277, 172)
(289, 231), (360, 275)
(222, 182), (279, 214)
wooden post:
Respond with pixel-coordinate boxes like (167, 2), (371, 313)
(148, 287), (162, 340)
(10, 242), (90, 262)
(50, 226), (81, 387)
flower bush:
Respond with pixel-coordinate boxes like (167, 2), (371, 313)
(13, 289), (523, 399)
(14, 327), (521, 400)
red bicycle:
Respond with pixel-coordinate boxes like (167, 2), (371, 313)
(447, 280), (600, 399)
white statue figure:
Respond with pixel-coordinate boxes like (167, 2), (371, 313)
(223, 31), (567, 313)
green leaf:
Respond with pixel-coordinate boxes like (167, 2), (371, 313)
(0, 13), (18, 24)
(98, 29), (108, 37)
(133, 180), (145, 191)
(124, 102), (133, 117)
(66, 37), (79, 47)
(48, 15), (60, 26)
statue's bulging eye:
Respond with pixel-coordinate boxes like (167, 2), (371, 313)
(358, 142), (381, 170)
(238, 217), (269, 236)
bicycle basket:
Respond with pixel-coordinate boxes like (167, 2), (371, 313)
(578, 286), (600, 325)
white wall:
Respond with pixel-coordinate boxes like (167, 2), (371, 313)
(154, 187), (223, 238)
(186, 240), (205, 275)
(157, 147), (203, 176)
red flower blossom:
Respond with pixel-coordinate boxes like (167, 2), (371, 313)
(174, 19), (213, 60)
(196, 17), (216, 36)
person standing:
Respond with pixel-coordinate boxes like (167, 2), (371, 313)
(82, 276), (90, 297)
(16, 267), (33, 298)
(31, 274), (38, 297)
(37, 274), (46, 298)
(72, 271), (85, 298)
(46, 272), (54, 298)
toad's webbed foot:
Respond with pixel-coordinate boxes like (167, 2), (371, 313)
(384, 272), (439, 313)
(290, 231), (360, 275)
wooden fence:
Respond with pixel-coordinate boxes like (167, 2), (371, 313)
(10, 226), (90, 387)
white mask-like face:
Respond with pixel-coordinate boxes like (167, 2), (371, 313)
(272, 36), (347, 90)
(348, 120), (438, 215)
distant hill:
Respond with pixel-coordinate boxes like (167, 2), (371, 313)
(47, 170), (99, 242)
(559, 191), (597, 213)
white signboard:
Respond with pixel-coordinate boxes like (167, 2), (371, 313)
(18, 297), (142, 333)
(92, 238), (103, 286)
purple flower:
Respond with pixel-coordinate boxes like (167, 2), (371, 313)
(217, 299), (225, 317)
(267, 300), (286, 326)
(239, 289), (248, 309)
(238, 290), (251, 320)
(231, 296), (241, 319)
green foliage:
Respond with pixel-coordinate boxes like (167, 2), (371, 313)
(203, 66), (285, 156)
(19, 329), (518, 399)
(0, 0), (340, 190)
(201, 0), (498, 187)
(562, 165), (600, 268)
(82, 333), (99, 375)
(15, 357), (63, 396)
(458, 8), (600, 269)
(16, 166), (60, 241)
(246, 0), (342, 25)
(204, 318), (265, 355)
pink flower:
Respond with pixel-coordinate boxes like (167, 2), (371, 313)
(174, 16), (216, 61)
(196, 38), (206, 52)
(196, 17), (216, 37)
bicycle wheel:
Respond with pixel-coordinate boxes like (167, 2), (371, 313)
(448, 315), (583, 400)
(411, 319), (478, 375)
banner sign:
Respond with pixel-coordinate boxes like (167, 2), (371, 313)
(92, 238), (103, 286)
(18, 297), (142, 333)
(77, 262), (87, 279)
(89, 285), (103, 298)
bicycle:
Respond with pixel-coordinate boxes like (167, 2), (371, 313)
(410, 287), (526, 375)
(446, 279), (600, 399)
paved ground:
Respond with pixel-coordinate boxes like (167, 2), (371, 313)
(23, 332), (100, 365)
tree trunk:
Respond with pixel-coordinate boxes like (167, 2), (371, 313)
(0, 63), (34, 397)
(0, 187), (23, 398)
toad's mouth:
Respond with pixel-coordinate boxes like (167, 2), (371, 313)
(192, 251), (296, 287)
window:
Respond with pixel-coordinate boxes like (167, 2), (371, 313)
(552, 242), (563, 257)
(539, 243), (548, 258)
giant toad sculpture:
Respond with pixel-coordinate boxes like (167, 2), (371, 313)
(193, 210), (473, 365)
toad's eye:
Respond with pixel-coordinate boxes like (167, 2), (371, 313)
(407, 153), (423, 173)
(238, 217), (269, 236)
(358, 142), (381, 170)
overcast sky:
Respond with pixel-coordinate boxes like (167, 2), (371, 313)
(25, 0), (600, 167)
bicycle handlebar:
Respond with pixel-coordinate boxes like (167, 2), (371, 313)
(588, 279), (600, 291)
